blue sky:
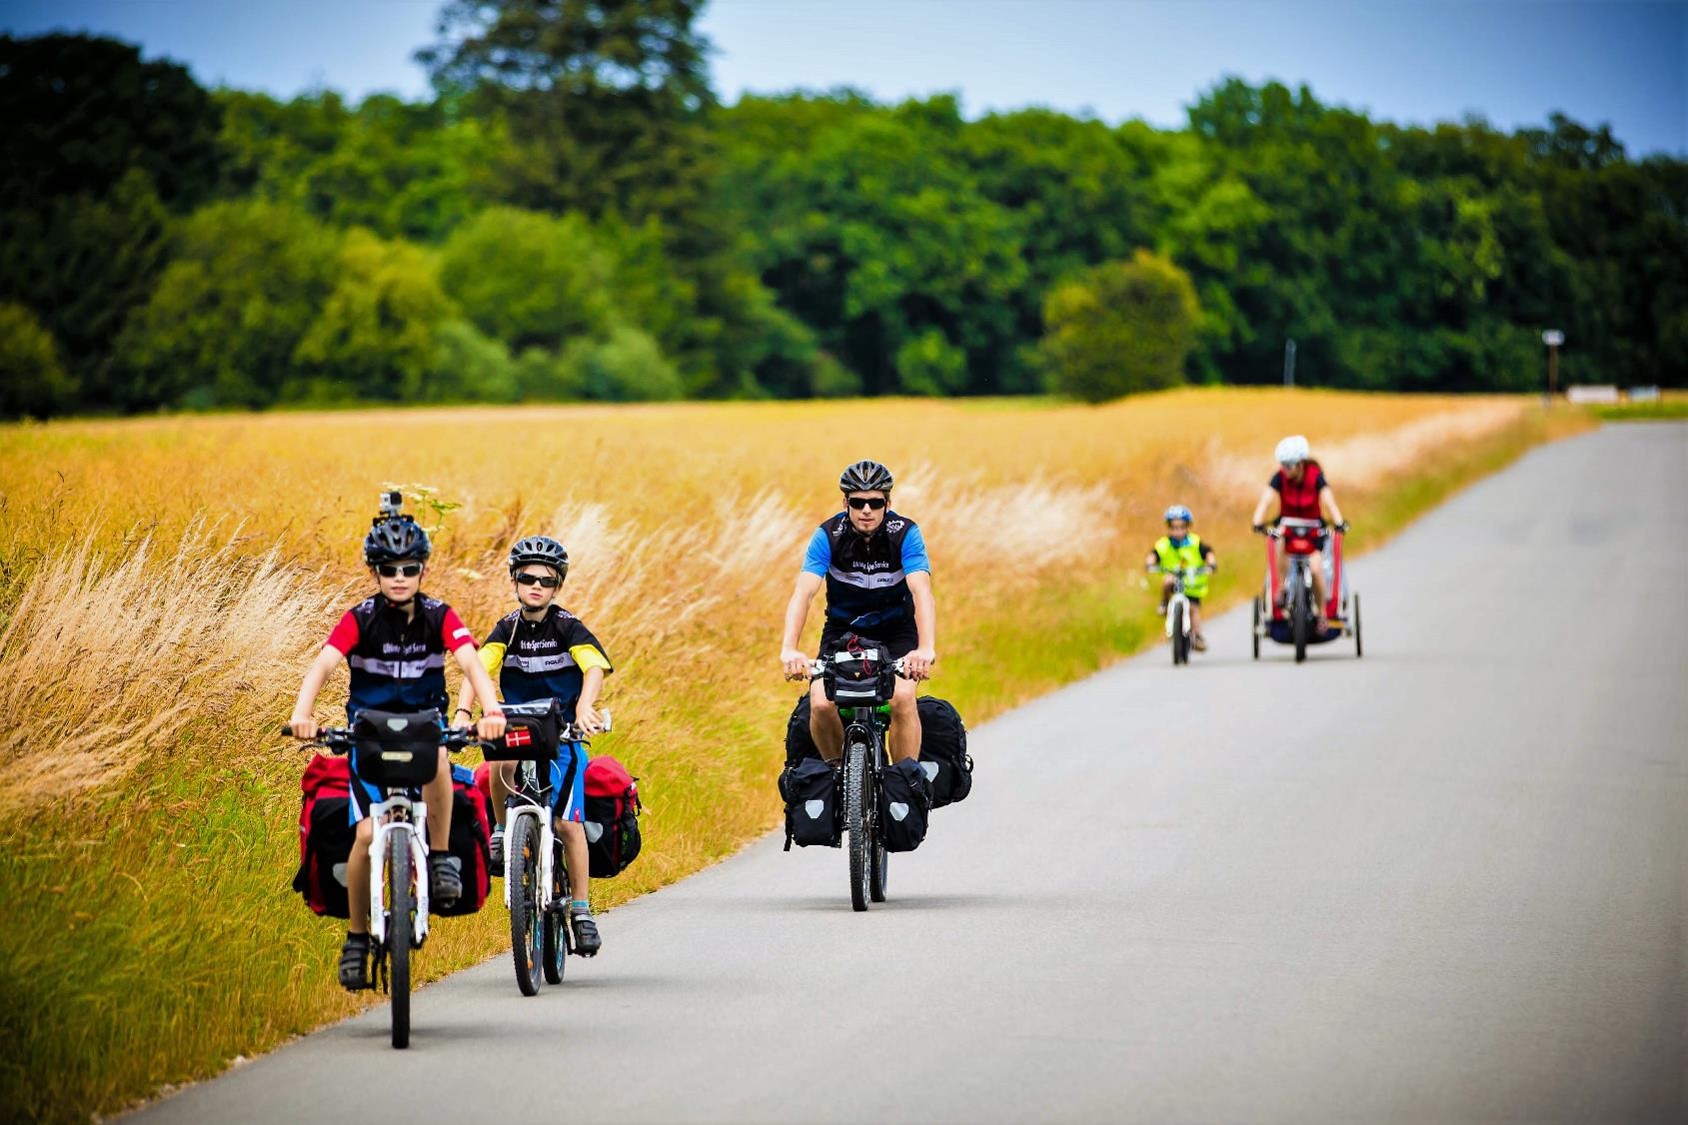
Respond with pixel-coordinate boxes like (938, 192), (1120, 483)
(4, 0), (1683, 154)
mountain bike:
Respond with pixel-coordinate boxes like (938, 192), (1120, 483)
(284, 715), (480, 1049)
(808, 650), (908, 912)
(488, 710), (611, 997)
(1149, 563), (1214, 665)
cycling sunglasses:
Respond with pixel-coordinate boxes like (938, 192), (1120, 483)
(846, 496), (888, 511)
(376, 563), (423, 578)
(514, 573), (561, 589)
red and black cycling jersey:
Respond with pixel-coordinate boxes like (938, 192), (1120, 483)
(1269, 460), (1331, 522)
(324, 594), (475, 718)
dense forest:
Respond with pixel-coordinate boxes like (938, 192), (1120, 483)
(1, 0), (1683, 417)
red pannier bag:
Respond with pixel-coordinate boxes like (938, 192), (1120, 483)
(582, 756), (642, 878)
(435, 763), (492, 916)
(292, 754), (355, 918)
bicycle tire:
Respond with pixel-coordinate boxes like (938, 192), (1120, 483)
(1292, 577), (1309, 664)
(1353, 593), (1363, 658)
(869, 733), (889, 902)
(1252, 596), (1262, 660)
(1172, 601), (1187, 665)
(509, 815), (542, 996)
(388, 833), (412, 1049)
(845, 741), (869, 912)
(542, 837), (568, 985)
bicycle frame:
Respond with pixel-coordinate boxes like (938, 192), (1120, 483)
(366, 794), (431, 948)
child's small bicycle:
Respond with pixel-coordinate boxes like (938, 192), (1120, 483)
(284, 713), (481, 1049)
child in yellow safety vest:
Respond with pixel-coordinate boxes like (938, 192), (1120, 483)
(1145, 504), (1219, 651)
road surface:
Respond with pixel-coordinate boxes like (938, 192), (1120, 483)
(141, 424), (1687, 1124)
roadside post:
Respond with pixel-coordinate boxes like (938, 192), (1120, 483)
(1542, 329), (1564, 404)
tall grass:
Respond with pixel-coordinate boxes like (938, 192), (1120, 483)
(0, 390), (1588, 1121)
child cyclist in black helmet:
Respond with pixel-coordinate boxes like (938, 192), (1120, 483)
(454, 536), (613, 956)
(288, 500), (507, 991)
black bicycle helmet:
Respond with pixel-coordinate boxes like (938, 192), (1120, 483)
(839, 459), (894, 493)
(363, 515), (432, 565)
(507, 535), (569, 581)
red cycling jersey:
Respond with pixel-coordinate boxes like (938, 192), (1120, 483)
(1269, 460), (1328, 521)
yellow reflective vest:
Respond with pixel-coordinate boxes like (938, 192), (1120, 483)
(1153, 534), (1211, 598)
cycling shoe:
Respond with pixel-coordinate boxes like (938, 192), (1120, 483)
(339, 932), (371, 991)
(429, 853), (462, 908)
(488, 827), (505, 870)
(570, 913), (601, 957)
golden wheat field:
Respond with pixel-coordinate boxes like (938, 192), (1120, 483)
(0, 389), (1580, 1121)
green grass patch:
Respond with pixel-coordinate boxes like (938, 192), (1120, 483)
(1588, 399), (1688, 422)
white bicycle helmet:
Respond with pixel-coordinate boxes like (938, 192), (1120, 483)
(1274, 435), (1310, 466)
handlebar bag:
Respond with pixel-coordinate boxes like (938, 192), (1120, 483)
(481, 698), (562, 762)
(292, 754), (355, 919)
(778, 756), (840, 848)
(823, 633), (897, 706)
(583, 756), (642, 878)
(351, 708), (445, 788)
(915, 697), (972, 809)
(432, 762), (491, 916)
(877, 758), (933, 853)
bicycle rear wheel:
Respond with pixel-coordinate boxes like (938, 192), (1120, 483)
(845, 741), (870, 912)
(542, 837), (569, 985)
(509, 815), (542, 996)
(388, 834), (412, 1049)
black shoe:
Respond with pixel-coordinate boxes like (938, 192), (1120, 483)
(570, 913), (601, 957)
(429, 853), (462, 908)
(338, 933), (371, 991)
(488, 827), (505, 870)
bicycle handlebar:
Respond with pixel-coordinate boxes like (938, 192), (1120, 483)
(1147, 564), (1215, 575)
(281, 725), (484, 752)
(805, 656), (908, 680)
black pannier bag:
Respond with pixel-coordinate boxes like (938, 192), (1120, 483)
(481, 697), (562, 762)
(785, 694), (820, 766)
(351, 709), (446, 788)
(915, 697), (972, 808)
(876, 758), (932, 852)
(779, 757), (840, 849)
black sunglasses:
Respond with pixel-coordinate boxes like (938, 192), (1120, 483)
(514, 573), (561, 589)
(846, 497), (887, 511)
(376, 562), (423, 578)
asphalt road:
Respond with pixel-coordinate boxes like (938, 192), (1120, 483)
(141, 424), (1687, 1124)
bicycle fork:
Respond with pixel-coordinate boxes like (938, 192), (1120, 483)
(368, 800), (430, 949)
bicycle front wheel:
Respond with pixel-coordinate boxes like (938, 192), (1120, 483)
(845, 742), (870, 912)
(1292, 578), (1309, 663)
(388, 834), (413, 1049)
(1171, 601), (1188, 665)
(509, 815), (542, 996)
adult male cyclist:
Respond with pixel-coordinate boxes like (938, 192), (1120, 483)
(288, 509), (506, 990)
(779, 460), (936, 764)
(1250, 435), (1347, 634)
(1146, 504), (1218, 651)
(455, 536), (611, 956)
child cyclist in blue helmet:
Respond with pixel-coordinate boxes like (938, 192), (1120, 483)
(1145, 504), (1218, 651)
(454, 535), (612, 957)
(288, 503), (507, 990)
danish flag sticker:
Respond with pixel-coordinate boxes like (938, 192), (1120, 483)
(506, 726), (532, 748)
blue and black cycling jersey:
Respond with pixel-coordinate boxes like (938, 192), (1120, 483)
(802, 510), (931, 632)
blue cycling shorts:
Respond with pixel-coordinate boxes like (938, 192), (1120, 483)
(548, 740), (588, 823)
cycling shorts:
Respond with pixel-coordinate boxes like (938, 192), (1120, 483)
(546, 740), (588, 824)
(819, 618), (919, 661)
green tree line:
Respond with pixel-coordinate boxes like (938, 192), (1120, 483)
(2, 1), (1683, 416)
